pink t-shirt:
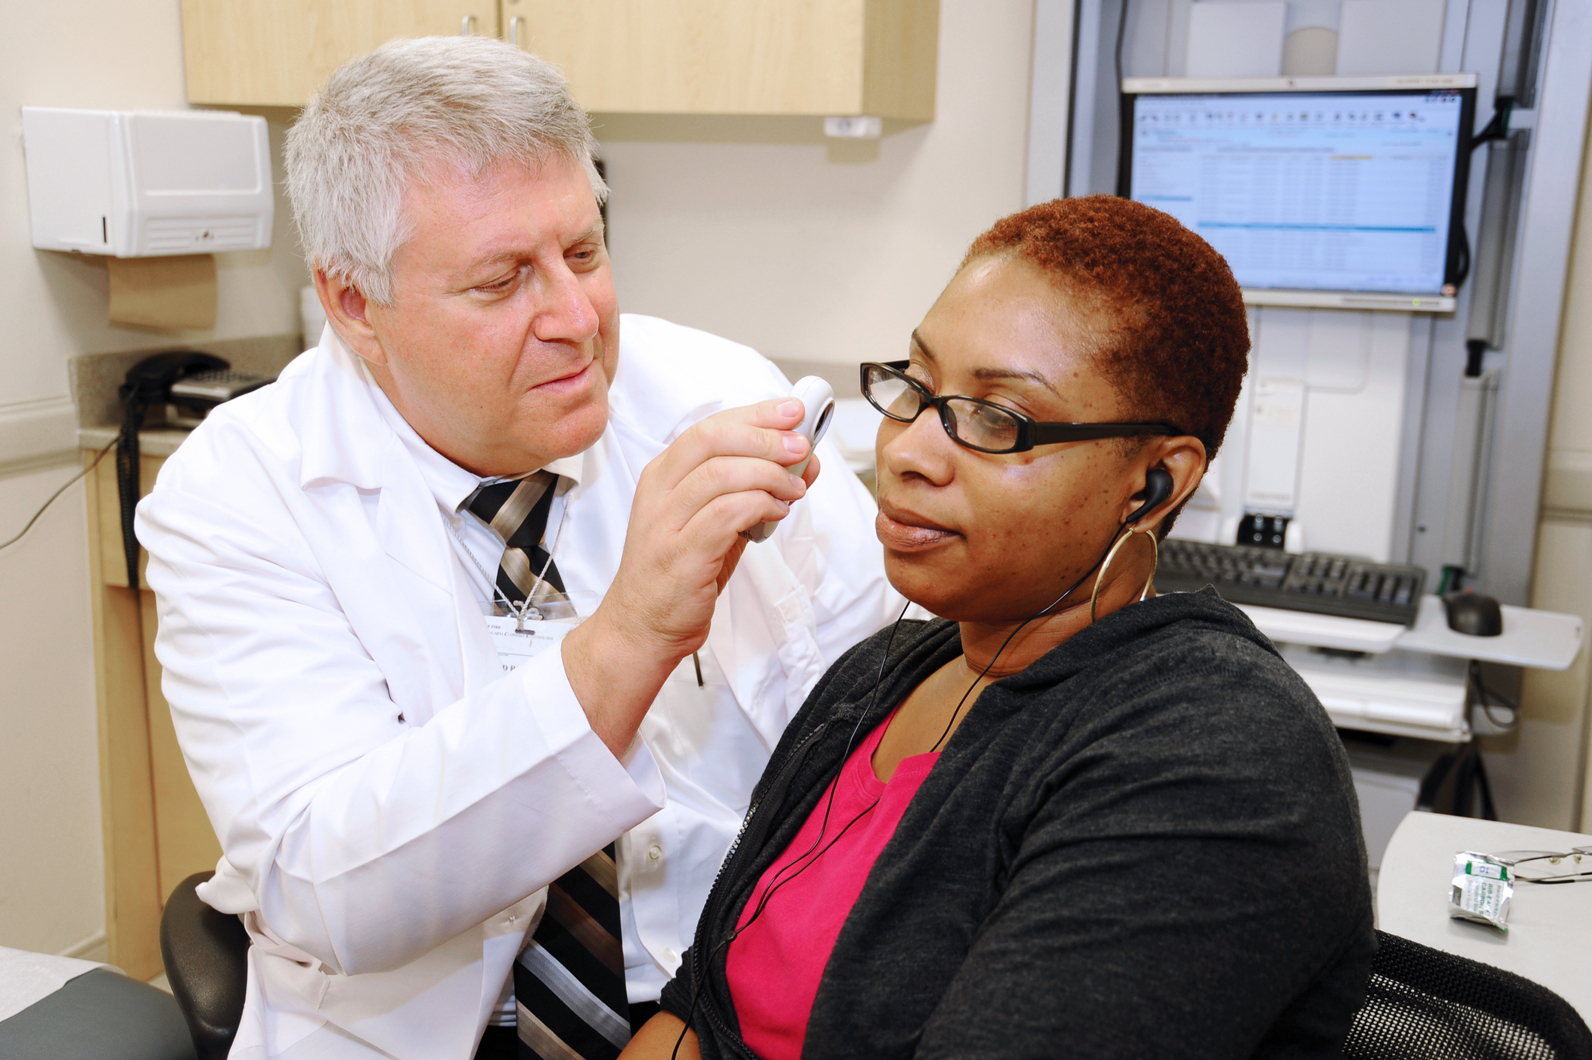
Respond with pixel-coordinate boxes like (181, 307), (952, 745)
(725, 713), (939, 1060)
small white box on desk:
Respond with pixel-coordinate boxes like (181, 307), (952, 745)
(21, 107), (272, 258)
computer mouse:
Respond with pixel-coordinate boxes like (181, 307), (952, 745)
(1443, 591), (1503, 637)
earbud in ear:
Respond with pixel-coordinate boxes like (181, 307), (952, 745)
(1125, 468), (1175, 526)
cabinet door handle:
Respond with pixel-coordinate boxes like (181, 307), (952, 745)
(461, 14), (478, 35)
(509, 16), (525, 47)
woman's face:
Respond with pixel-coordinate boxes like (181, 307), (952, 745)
(874, 254), (1150, 622)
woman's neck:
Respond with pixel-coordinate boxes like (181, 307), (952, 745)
(957, 605), (1092, 678)
(958, 586), (1159, 678)
(958, 534), (1160, 677)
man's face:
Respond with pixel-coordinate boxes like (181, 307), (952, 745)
(359, 154), (618, 477)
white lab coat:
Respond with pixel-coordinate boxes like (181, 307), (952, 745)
(136, 316), (896, 1060)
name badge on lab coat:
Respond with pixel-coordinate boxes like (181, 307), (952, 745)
(483, 592), (595, 674)
(485, 615), (572, 673)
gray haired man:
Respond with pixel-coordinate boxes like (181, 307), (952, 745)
(136, 35), (894, 1060)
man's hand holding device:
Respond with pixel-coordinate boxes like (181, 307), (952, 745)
(562, 382), (831, 756)
(747, 376), (835, 543)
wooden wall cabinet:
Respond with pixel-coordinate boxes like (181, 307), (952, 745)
(182, 0), (498, 107)
(181, 0), (938, 120)
(504, 0), (938, 118)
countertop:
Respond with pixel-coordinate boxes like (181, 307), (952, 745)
(78, 426), (192, 458)
(70, 334), (301, 457)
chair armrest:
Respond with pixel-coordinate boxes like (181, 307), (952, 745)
(159, 871), (249, 1060)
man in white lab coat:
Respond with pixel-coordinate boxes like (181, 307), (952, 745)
(135, 36), (895, 1060)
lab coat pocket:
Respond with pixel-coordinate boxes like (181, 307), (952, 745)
(641, 648), (766, 803)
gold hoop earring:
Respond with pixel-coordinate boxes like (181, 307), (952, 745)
(1089, 525), (1160, 624)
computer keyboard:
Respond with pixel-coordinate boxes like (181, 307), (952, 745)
(1154, 540), (1427, 626)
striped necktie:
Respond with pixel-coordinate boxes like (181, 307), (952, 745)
(515, 846), (631, 1060)
(465, 473), (566, 610)
(471, 475), (633, 1056)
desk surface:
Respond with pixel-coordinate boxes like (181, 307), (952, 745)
(78, 425), (190, 458)
(1238, 596), (1584, 669)
(1377, 812), (1592, 1018)
(1399, 595), (1584, 670)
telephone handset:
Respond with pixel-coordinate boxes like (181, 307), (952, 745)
(120, 350), (229, 405)
(116, 351), (233, 591)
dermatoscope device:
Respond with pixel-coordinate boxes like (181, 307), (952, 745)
(747, 375), (836, 543)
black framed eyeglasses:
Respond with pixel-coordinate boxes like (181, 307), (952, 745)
(860, 361), (1183, 454)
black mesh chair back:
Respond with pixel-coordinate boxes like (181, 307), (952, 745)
(1345, 930), (1592, 1060)
(160, 871), (250, 1060)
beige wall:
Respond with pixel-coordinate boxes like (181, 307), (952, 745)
(0, 4), (304, 435)
(0, 0), (305, 957)
(597, 0), (1037, 369)
(1506, 97), (1592, 833)
(0, 465), (100, 956)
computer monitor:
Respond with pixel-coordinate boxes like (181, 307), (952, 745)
(1118, 75), (1477, 312)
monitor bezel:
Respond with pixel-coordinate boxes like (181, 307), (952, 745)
(1116, 75), (1479, 312)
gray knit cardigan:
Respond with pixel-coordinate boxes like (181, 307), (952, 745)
(659, 588), (1375, 1060)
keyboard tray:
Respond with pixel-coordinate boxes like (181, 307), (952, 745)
(1155, 539), (1425, 626)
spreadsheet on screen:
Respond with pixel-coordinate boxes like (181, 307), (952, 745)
(1126, 90), (1466, 295)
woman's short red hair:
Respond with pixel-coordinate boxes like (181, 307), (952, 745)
(963, 195), (1249, 461)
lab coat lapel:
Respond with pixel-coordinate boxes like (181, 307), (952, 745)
(449, 543), (502, 698)
(297, 326), (388, 492)
(296, 327), (474, 721)
(367, 448), (473, 718)
(370, 447), (457, 598)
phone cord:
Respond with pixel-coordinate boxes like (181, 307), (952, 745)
(116, 391), (151, 591)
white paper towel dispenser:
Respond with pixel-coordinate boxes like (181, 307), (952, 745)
(21, 107), (272, 257)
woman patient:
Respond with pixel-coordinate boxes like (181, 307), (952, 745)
(624, 196), (1374, 1060)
